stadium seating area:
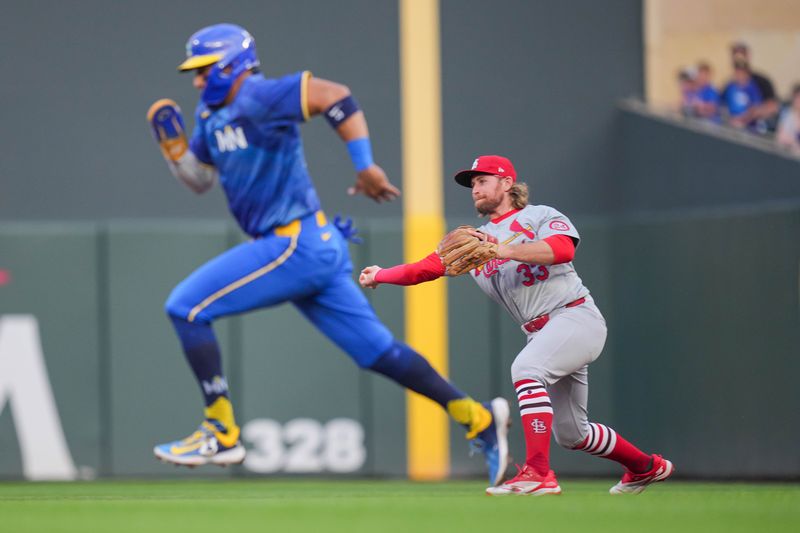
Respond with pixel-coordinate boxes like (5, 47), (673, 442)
(676, 41), (800, 153)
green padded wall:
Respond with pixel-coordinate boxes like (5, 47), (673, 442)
(1, 208), (797, 479)
(106, 222), (233, 476)
(611, 205), (800, 478)
(0, 224), (101, 479)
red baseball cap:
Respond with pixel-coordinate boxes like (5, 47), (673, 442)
(454, 155), (517, 187)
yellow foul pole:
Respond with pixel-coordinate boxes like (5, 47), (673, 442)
(399, 0), (449, 480)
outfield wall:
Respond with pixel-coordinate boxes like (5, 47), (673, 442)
(614, 101), (800, 213)
(1, 205), (797, 480)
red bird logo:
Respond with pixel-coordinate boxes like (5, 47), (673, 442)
(509, 219), (535, 240)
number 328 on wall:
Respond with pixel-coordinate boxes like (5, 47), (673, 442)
(242, 418), (366, 474)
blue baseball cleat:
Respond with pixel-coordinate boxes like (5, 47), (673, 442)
(470, 397), (511, 486)
(153, 419), (245, 467)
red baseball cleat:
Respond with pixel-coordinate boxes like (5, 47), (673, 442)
(609, 454), (674, 494)
(485, 464), (561, 496)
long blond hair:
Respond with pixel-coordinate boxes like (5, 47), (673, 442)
(509, 182), (529, 209)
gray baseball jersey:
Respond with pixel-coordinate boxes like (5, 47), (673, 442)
(472, 205), (590, 325)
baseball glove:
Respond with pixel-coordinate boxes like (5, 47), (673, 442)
(437, 225), (498, 276)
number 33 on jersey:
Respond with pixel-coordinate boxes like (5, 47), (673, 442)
(472, 205), (588, 324)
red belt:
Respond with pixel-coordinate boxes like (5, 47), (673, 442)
(522, 297), (586, 334)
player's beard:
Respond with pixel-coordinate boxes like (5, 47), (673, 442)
(474, 194), (503, 217)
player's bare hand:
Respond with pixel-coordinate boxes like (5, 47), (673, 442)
(466, 228), (499, 244)
(348, 165), (401, 203)
(359, 265), (382, 289)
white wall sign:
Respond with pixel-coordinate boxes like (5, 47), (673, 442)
(0, 315), (77, 480)
(242, 417), (366, 474)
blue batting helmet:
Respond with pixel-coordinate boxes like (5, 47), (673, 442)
(178, 23), (260, 106)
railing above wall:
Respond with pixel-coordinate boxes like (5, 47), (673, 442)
(619, 98), (800, 162)
(612, 99), (800, 214)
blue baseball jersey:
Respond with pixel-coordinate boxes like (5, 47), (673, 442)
(171, 69), (395, 366)
(189, 71), (320, 237)
(697, 83), (721, 123)
(697, 84), (719, 105)
(721, 79), (762, 117)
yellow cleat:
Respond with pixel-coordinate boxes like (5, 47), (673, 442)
(153, 418), (245, 467)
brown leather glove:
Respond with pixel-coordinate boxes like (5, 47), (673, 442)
(436, 225), (498, 276)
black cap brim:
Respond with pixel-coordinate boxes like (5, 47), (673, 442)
(454, 170), (486, 188)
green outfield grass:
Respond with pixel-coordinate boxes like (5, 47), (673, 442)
(0, 479), (797, 533)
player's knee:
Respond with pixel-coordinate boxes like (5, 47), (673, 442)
(356, 353), (378, 370)
(510, 358), (547, 386)
(366, 342), (407, 373)
(553, 421), (589, 449)
(342, 339), (394, 370)
(164, 288), (197, 323)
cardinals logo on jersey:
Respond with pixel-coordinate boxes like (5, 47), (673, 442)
(474, 258), (511, 278)
(509, 219), (536, 240)
(474, 219), (536, 276)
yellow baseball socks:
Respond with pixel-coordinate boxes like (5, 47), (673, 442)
(447, 397), (492, 439)
(203, 396), (240, 447)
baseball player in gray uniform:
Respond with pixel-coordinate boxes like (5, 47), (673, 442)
(360, 155), (674, 495)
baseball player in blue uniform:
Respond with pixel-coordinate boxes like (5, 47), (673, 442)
(146, 23), (509, 484)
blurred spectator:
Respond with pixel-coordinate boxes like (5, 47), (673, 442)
(730, 41), (779, 129)
(693, 62), (721, 123)
(677, 66), (699, 117)
(677, 64), (720, 124)
(776, 83), (800, 153)
(721, 60), (767, 134)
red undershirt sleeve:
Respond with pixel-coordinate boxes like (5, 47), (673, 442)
(374, 252), (445, 286)
(543, 235), (576, 264)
